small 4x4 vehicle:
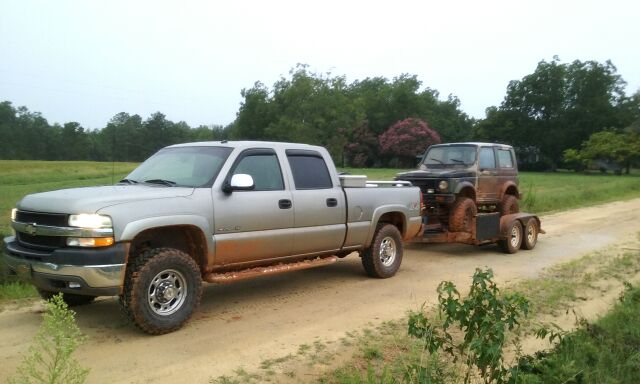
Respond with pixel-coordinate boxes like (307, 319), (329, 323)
(395, 142), (520, 233)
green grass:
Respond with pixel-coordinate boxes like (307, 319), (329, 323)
(0, 160), (137, 237)
(0, 281), (37, 301)
(339, 167), (640, 214)
(513, 284), (640, 383)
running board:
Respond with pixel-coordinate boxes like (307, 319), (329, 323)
(204, 256), (338, 284)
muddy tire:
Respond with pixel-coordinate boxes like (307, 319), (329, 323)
(498, 220), (523, 254)
(37, 289), (96, 306)
(120, 248), (202, 335)
(361, 224), (403, 278)
(521, 218), (539, 250)
(499, 194), (519, 216)
(448, 197), (477, 232)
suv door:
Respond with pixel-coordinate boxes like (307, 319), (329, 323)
(285, 150), (346, 256)
(477, 146), (499, 203)
(213, 149), (293, 265)
(496, 147), (518, 196)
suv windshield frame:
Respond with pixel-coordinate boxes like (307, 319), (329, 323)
(421, 145), (478, 168)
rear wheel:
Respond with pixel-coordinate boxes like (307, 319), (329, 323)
(521, 218), (539, 250)
(120, 247), (202, 335)
(449, 197), (477, 232)
(37, 289), (96, 306)
(361, 224), (403, 278)
(499, 220), (523, 254)
(499, 195), (519, 216)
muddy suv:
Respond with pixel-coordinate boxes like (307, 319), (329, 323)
(395, 142), (520, 232)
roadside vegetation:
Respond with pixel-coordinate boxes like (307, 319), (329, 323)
(208, 235), (640, 383)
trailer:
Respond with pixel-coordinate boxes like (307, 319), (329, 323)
(410, 211), (544, 253)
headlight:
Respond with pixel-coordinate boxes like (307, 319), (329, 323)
(11, 208), (17, 221)
(438, 180), (449, 191)
(68, 214), (112, 228)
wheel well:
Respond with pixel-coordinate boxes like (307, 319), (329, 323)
(504, 185), (519, 199)
(378, 212), (405, 236)
(458, 186), (476, 201)
(129, 226), (207, 271)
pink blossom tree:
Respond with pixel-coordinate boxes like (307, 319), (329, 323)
(379, 118), (441, 167)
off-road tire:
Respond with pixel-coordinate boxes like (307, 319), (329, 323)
(448, 197), (477, 232)
(37, 289), (96, 306)
(361, 224), (403, 278)
(120, 247), (202, 335)
(521, 218), (539, 250)
(499, 194), (519, 216)
(498, 220), (523, 254)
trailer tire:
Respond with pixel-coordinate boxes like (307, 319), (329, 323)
(37, 289), (96, 306)
(499, 195), (519, 216)
(499, 220), (523, 254)
(120, 247), (202, 335)
(521, 218), (539, 250)
(449, 197), (477, 232)
(361, 224), (403, 278)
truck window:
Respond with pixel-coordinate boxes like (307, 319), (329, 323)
(232, 152), (284, 191)
(479, 147), (496, 169)
(497, 149), (514, 168)
(286, 151), (333, 190)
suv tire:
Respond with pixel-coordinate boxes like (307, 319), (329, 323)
(499, 195), (519, 216)
(449, 197), (477, 232)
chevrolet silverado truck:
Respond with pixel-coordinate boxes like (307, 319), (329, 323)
(3, 141), (421, 334)
(396, 142), (542, 253)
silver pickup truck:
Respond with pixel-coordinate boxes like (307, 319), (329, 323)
(3, 141), (421, 334)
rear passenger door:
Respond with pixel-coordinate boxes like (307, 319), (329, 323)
(496, 148), (518, 195)
(285, 150), (346, 256)
(213, 149), (293, 265)
(477, 146), (499, 203)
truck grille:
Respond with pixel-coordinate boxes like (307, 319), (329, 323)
(15, 210), (69, 251)
(16, 211), (68, 227)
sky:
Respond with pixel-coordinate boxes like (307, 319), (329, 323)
(1, 0), (639, 130)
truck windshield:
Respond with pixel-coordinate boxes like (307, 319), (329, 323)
(422, 146), (477, 167)
(123, 146), (233, 188)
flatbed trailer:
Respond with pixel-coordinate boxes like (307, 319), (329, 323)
(409, 212), (544, 253)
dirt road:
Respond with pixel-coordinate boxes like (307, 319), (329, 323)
(2, 198), (640, 383)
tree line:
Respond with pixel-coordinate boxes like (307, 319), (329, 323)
(1, 59), (638, 170)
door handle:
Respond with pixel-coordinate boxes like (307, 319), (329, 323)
(326, 198), (338, 207)
(278, 199), (292, 209)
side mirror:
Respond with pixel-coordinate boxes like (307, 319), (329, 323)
(223, 174), (254, 193)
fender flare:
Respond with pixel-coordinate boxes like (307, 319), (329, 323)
(364, 205), (410, 248)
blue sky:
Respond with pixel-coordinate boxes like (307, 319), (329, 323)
(1, 0), (638, 129)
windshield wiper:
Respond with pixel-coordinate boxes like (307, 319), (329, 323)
(144, 179), (177, 187)
(118, 178), (139, 185)
(428, 157), (443, 164)
(450, 159), (465, 164)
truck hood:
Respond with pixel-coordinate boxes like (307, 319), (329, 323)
(17, 185), (195, 214)
(395, 169), (475, 180)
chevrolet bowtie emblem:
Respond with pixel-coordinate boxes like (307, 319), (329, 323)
(25, 223), (37, 236)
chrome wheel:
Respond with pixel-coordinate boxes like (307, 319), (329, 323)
(510, 225), (521, 249)
(148, 269), (187, 316)
(379, 236), (397, 267)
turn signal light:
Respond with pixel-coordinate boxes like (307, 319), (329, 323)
(67, 237), (114, 247)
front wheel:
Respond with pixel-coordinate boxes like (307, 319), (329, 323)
(361, 224), (403, 278)
(120, 248), (202, 335)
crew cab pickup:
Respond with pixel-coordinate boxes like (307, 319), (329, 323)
(3, 141), (421, 334)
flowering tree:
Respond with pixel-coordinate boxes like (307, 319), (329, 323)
(379, 118), (441, 166)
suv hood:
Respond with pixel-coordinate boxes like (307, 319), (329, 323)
(396, 169), (475, 180)
(17, 185), (195, 214)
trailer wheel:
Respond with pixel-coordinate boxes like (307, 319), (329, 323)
(499, 220), (523, 254)
(361, 224), (403, 278)
(449, 197), (477, 232)
(120, 247), (202, 335)
(521, 218), (539, 250)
